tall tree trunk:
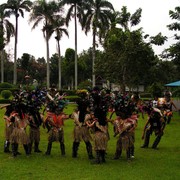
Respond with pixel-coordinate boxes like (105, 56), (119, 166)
(0, 22), (4, 83)
(57, 40), (61, 90)
(74, 4), (78, 90)
(46, 33), (50, 89)
(71, 78), (74, 90)
(0, 50), (4, 83)
(121, 65), (126, 93)
(13, 15), (18, 85)
(92, 28), (96, 87)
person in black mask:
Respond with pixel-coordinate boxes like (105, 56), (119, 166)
(70, 89), (94, 159)
(87, 87), (110, 164)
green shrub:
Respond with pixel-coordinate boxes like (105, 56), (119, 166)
(0, 82), (13, 88)
(62, 90), (76, 96)
(0, 99), (11, 103)
(65, 95), (80, 102)
(78, 80), (91, 89)
(1, 90), (12, 99)
(0, 82), (18, 94)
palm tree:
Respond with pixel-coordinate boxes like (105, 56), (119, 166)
(50, 13), (69, 90)
(82, 0), (114, 87)
(0, 4), (15, 83)
(29, 0), (59, 89)
(3, 0), (32, 85)
(167, 6), (180, 31)
(62, 0), (88, 90)
(114, 6), (142, 31)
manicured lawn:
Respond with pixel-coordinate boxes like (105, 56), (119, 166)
(0, 103), (179, 180)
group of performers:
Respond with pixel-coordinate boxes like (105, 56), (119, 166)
(2, 89), (45, 157)
(0, 87), (178, 164)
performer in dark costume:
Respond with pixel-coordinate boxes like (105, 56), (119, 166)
(93, 108), (108, 164)
(28, 111), (43, 153)
(87, 87), (110, 164)
(113, 93), (138, 161)
(141, 104), (165, 149)
(26, 91), (44, 154)
(71, 89), (94, 159)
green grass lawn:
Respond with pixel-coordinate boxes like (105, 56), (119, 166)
(0, 104), (179, 180)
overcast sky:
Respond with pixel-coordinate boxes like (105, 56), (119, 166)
(2, 0), (180, 59)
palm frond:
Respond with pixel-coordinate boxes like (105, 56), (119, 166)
(130, 8), (142, 27)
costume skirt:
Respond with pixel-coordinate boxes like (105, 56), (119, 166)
(5, 125), (13, 140)
(48, 128), (64, 142)
(10, 127), (29, 144)
(94, 131), (108, 151)
(119, 132), (134, 150)
(73, 126), (92, 142)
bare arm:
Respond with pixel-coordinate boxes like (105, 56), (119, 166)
(85, 115), (98, 128)
(86, 120), (96, 128)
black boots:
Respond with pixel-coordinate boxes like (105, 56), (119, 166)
(60, 143), (65, 156)
(4, 141), (11, 153)
(141, 129), (163, 149)
(12, 143), (29, 157)
(113, 139), (122, 160)
(72, 141), (94, 159)
(167, 116), (171, 124)
(100, 150), (106, 163)
(113, 148), (122, 160)
(85, 141), (94, 159)
(29, 143), (32, 154)
(45, 142), (65, 155)
(12, 143), (18, 157)
(152, 134), (162, 149)
(45, 143), (52, 155)
(29, 142), (42, 154)
(92, 150), (101, 164)
(72, 142), (80, 158)
(23, 144), (30, 155)
(34, 142), (42, 153)
(126, 148), (131, 161)
(92, 150), (106, 164)
(130, 145), (135, 158)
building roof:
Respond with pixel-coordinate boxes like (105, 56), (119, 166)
(165, 80), (180, 87)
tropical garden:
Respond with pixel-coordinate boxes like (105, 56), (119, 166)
(0, 1), (179, 180)
(0, 0), (179, 95)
